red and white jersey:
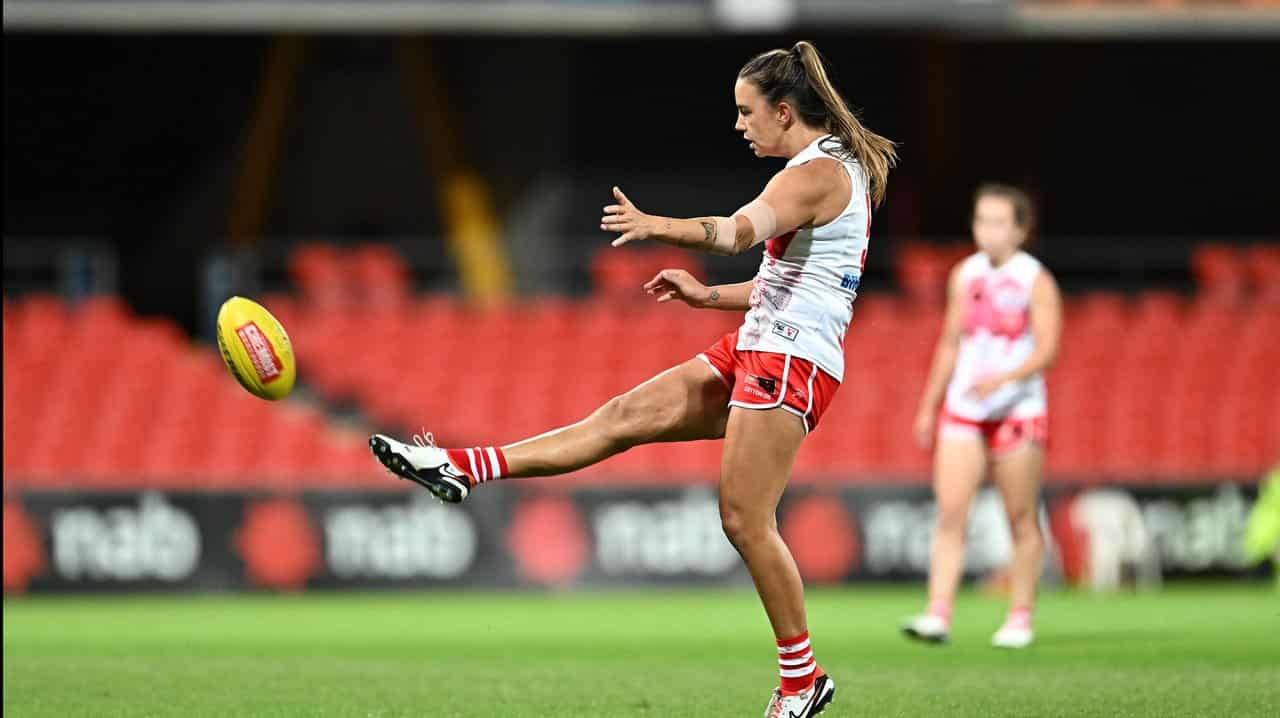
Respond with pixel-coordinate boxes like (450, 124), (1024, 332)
(737, 135), (870, 382)
(944, 250), (1048, 421)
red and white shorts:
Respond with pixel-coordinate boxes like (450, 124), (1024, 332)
(938, 409), (1048, 456)
(697, 330), (840, 433)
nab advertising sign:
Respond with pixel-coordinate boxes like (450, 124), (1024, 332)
(3, 482), (1271, 594)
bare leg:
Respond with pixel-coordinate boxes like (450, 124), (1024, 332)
(926, 438), (987, 611)
(990, 442), (1045, 612)
(718, 406), (808, 638)
(502, 359), (730, 477)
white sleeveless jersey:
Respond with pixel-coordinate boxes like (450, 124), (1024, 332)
(944, 250), (1048, 421)
(736, 135), (869, 381)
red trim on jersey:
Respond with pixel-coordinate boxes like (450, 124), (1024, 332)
(766, 230), (797, 259)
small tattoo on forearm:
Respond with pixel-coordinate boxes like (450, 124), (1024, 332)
(700, 221), (716, 245)
(709, 289), (720, 303)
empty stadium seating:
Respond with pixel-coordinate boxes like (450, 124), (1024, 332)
(3, 241), (1277, 490)
(2, 294), (383, 490)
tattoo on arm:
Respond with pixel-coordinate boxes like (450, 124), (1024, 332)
(700, 221), (716, 245)
(708, 289), (720, 303)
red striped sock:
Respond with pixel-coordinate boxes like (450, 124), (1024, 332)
(445, 447), (508, 486)
(777, 630), (817, 693)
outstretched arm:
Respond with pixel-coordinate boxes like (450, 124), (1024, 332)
(643, 270), (753, 311)
(701, 280), (754, 311)
(600, 163), (830, 256)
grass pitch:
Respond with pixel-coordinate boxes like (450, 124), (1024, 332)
(5, 584), (1278, 717)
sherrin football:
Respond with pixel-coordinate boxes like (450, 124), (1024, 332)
(216, 296), (296, 401)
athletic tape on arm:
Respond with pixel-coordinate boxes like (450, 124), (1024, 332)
(703, 200), (776, 255)
(709, 216), (737, 254)
(734, 199), (778, 248)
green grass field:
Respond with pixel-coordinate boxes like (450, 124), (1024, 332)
(5, 585), (1278, 717)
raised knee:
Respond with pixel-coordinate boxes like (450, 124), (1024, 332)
(595, 393), (679, 448)
(594, 395), (642, 448)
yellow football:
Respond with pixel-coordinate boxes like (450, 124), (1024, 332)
(216, 296), (296, 401)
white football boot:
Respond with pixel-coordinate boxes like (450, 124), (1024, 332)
(991, 622), (1034, 649)
(901, 614), (950, 644)
(369, 432), (471, 503)
(763, 674), (835, 718)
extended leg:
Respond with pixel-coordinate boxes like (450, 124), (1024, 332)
(503, 359), (730, 477)
(370, 359), (729, 501)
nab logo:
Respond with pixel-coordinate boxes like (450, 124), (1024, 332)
(756, 377), (777, 395)
(840, 273), (861, 291)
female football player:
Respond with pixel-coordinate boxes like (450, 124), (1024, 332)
(370, 41), (896, 716)
(902, 184), (1062, 649)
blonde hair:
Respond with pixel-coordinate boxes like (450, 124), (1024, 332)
(739, 41), (898, 208)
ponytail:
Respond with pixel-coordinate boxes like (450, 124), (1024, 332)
(792, 42), (897, 209)
(740, 41), (898, 209)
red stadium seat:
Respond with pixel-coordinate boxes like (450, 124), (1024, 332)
(1133, 291), (1184, 329)
(1047, 410), (1105, 478)
(290, 242), (348, 310)
(591, 246), (707, 306)
(590, 249), (651, 305)
(895, 242), (951, 311)
(1191, 243), (1247, 306)
(1067, 292), (1129, 332)
(848, 292), (903, 331)
(0, 293), (422, 490)
(258, 293), (302, 335)
(11, 293), (72, 354)
(350, 243), (412, 310)
(1243, 244), (1280, 305)
(3, 279), (1271, 490)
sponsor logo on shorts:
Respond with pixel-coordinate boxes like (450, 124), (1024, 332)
(840, 273), (861, 291)
(772, 320), (800, 342)
(236, 321), (283, 383)
(742, 374), (775, 401)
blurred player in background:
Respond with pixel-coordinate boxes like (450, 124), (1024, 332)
(903, 184), (1062, 648)
(370, 40), (895, 716)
